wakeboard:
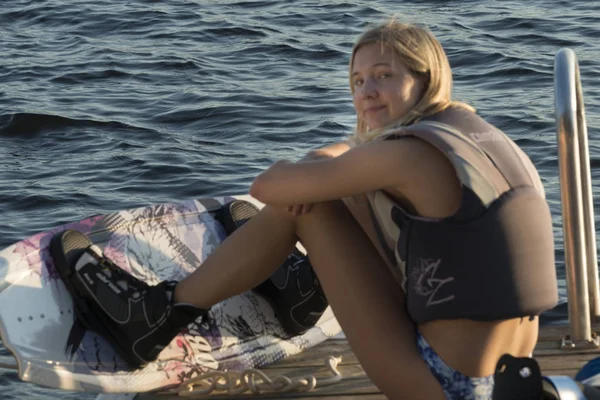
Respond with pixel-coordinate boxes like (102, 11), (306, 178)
(0, 195), (341, 393)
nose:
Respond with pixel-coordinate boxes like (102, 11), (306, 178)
(360, 77), (378, 99)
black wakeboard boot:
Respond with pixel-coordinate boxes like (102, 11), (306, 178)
(50, 230), (208, 369)
(217, 200), (329, 336)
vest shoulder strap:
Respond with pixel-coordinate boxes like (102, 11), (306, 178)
(381, 120), (537, 208)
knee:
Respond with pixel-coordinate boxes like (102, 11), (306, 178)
(298, 200), (349, 219)
(294, 200), (362, 240)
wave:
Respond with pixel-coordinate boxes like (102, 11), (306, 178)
(0, 113), (159, 138)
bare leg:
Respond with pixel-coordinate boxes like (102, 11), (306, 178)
(294, 201), (444, 399)
(174, 201), (445, 399)
(174, 205), (298, 308)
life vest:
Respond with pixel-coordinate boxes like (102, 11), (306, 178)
(367, 107), (558, 323)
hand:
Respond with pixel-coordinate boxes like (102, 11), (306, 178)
(285, 203), (313, 216)
(282, 153), (325, 215)
(298, 150), (330, 163)
(265, 150), (333, 215)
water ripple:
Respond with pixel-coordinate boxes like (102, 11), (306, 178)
(1, 0), (600, 396)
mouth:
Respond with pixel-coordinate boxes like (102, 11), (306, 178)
(364, 106), (386, 115)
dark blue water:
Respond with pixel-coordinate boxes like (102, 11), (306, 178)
(1, 0), (599, 398)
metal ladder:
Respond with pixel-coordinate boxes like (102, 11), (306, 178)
(555, 47), (600, 350)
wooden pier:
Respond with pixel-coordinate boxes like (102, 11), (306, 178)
(137, 323), (600, 399)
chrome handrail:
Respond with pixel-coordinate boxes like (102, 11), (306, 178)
(554, 48), (599, 348)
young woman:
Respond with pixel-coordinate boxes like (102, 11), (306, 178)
(51, 20), (558, 399)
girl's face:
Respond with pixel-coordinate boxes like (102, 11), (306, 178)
(351, 43), (426, 130)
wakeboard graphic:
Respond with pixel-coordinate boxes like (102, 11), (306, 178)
(0, 195), (341, 393)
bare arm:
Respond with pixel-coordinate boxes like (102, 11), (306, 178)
(250, 137), (438, 206)
(281, 140), (354, 215)
(300, 140), (353, 161)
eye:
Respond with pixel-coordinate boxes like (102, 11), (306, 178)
(353, 78), (364, 87)
(378, 72), (391, 79)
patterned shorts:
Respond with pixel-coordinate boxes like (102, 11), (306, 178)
(416, 331), (495, 399)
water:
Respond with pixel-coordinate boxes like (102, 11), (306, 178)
(1, 0), (599, 398)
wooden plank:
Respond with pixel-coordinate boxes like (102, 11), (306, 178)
(138, 377), (382, 400)
(138, 393), (386, 400)
(271, 335), (600, 377)
(278, 337), (599, 379)
(263, 341), (359, 369)
(537, 353), (599, 372)
(251, 363), (367, 380)
(537, 323), (600, 341)
(535, 339), (562, 351)
(272, 326), (600, 369)
(534, 344), (600, 357)
(137, 327), (600, 399)
(540, 369), (580, 378)
(135, 350), (377, 400)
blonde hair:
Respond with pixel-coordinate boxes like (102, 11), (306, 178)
(349, 19), (474, 144)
